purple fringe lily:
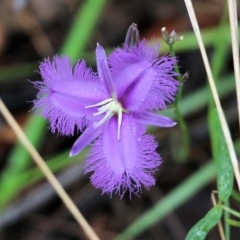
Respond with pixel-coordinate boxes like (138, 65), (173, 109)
(32, 24), (180, 197)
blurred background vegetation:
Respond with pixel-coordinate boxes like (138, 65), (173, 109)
(0, 0), (240, 239)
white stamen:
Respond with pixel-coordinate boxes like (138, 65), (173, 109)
(85, 98), (113, 108)
(94, 110), (114, 127)
(117, 107), (122, 140)
(85, 97), (125, 140)
(93, 102), (114, 116)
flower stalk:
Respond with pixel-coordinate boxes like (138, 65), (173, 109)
(162, 27), (190, 161)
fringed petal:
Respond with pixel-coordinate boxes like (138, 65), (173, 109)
(109, 40), (160, 76)
(33, 56), (107, 135)
(40, 56), (97, 86)
(84, 115), (161, 198)
(109, 40), (179, 112)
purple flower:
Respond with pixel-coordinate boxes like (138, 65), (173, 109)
(33, 28), (179, 197)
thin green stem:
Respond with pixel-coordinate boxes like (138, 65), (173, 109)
(174, 108), (190, 160)
(168, 44), (190, 161)
(224, 200), (230, 240)
(231, 189), (240, 203)
(221, 205), (240, 219)
(168, 44), (183, 105)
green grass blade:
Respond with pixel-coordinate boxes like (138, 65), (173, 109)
(214, 109), (234, 201)
(225, 219), (240, 227)
(185, 206), (222, 240)
(0, 114), (47, 195)
(224, 199), (230, 240)
(231, 189), (240, 203)
(208, 21), (230, 161)
(60, 0), (107, 58)
(2, 115), (45, 175)
(0, 61), (38, 83)
(222, 206), (240, 219)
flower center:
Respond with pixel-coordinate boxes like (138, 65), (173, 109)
(85, 98), (127, 140)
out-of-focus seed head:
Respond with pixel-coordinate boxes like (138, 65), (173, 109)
(161, 27), (184, 45)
